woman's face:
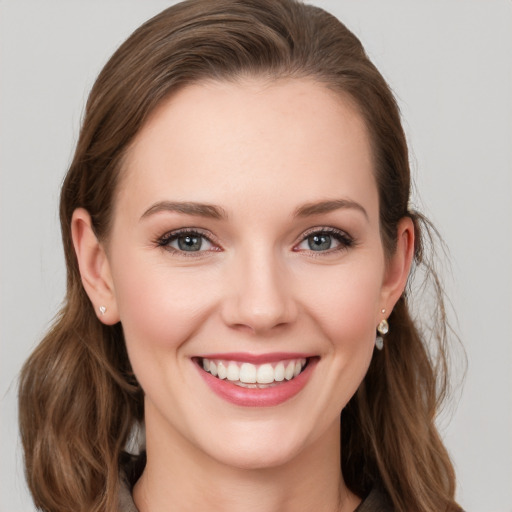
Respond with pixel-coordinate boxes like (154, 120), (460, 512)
(105, 78), (404, 469)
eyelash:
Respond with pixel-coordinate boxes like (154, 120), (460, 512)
(155, 226), (355, 256)
(155, 228), (218, 257)
(294, 227), (355, 255)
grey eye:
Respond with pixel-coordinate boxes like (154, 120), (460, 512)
(176, 234), (204, 251)
(158, 229), (216, 254)
(307, 234), (333, 251)
(295, 228), (353, 253)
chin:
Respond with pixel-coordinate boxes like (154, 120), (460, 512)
(190, 416), (327, 472)
(207, 437), (305, 471)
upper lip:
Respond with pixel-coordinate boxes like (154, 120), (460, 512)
(195, 352), (315, 364)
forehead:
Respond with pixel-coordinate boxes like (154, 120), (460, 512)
(117, 78), (377, 222)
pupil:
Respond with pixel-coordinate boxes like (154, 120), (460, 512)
(308, 234), (331, 251)
(178, 235), (202, 251)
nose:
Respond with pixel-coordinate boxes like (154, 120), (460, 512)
(220, 249), (298, 335)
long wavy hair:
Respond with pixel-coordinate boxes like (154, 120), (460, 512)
(19, 1), (462, 511)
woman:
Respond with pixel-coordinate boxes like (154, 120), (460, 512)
(18, 0), (462, 511)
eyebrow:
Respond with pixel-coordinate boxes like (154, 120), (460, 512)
(140, 198), (367, 222)
(294, 199), (368, 220)
(140, 201), (227, 221)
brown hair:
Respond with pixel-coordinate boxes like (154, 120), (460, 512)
(19, 1), (462, 511)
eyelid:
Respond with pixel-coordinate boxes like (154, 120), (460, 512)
(293, 226), (355, 253)
(154, 225), (354, 256)
(155, 227), (222, 256)
(299, 226), (352, 239)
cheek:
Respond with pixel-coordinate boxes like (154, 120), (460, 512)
(111, 254), (218, 356)
(300, 259), (383, 350)
(315, 268), (382, 404)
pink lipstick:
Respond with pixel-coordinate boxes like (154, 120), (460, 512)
(194, 354), (318, 407)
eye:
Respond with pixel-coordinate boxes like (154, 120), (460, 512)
(295, 228), (354, 253)
(156, 229), (216, 254)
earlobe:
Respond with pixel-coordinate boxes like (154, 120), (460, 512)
(71, 208), (120, 325)
(379, 217), (415, 315)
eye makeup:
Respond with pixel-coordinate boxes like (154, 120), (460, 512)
(153, 224), (357, 259)
(155, 228), (221, 257)
(293, 226), (355, 254)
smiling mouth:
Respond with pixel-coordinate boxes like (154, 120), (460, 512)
(197, 357), (310, 388)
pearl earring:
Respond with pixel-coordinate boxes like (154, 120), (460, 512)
(375, 318), (389, 351)
(99, 305), (107, 315)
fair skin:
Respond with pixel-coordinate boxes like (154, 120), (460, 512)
(72, 78), (414, 512)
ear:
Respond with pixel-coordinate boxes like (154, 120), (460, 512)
(379, 217), (415, 317)
(71, 208), (120, 325)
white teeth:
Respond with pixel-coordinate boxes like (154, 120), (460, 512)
(239, 363), (257, 383)
(256, 364), (274, 384)
(201, 357), (308, 384)
(226, 362), (239, 381)
(217, 361), (227, 380)
(284, 361), (295, 380)
(274, 362), (285, 382)
(235, 381), (259, 388)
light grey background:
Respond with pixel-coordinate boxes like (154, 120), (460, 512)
(1, 1), (511, 511)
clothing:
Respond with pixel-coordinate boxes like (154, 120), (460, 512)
(354, 487), (393, 512)
(119, 480), (138, 512)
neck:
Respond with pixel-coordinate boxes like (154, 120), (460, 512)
(133, 404), (360, 512)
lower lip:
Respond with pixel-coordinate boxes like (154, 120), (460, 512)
(195, 358), (317, 407)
